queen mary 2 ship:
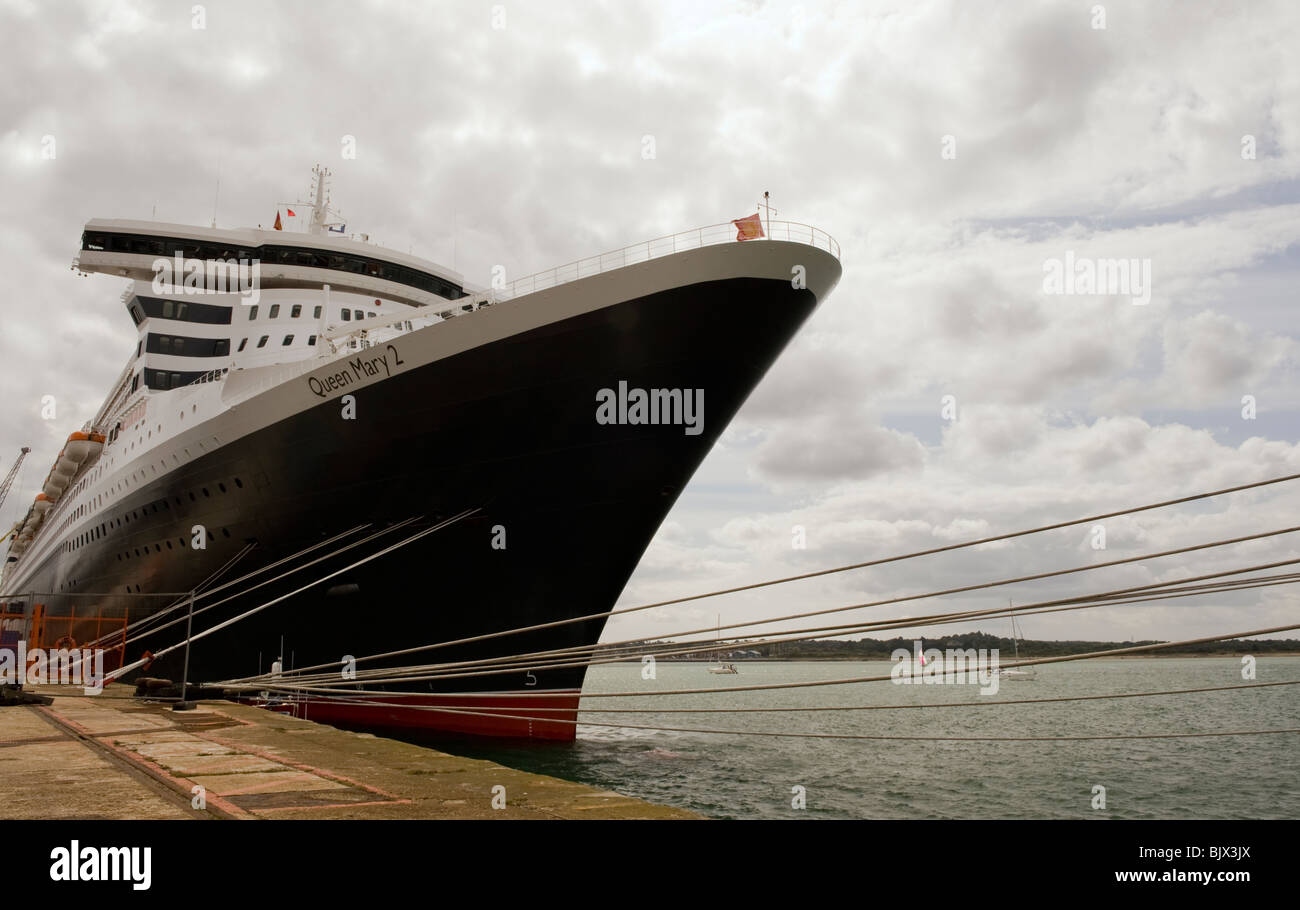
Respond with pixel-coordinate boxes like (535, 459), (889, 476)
(0, 168), (841, 740)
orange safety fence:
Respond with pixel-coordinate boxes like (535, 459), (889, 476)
(1, 602), (129, 675)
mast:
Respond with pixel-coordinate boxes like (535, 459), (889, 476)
(308, 164), (331, 235)
(1010, 603), (1020, 661)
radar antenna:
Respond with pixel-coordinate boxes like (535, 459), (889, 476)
(280, 165), (347, 235)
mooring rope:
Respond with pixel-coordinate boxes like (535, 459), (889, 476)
(119, 518), (419, 647)
(244, 532), (1300, 687)
(224, 563), (1300, 689)
(278, 471), (1300, 674)
(225, 621), (1300, 700)
(315, 567), (1300, 686)
(103, 508), (479, 683)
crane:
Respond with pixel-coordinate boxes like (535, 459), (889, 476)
(0, 447), (32, 536)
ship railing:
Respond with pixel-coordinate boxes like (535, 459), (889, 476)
(491, 219), (840, 303)
(217, 220), (840, 401)
(185, 366), (231, 387)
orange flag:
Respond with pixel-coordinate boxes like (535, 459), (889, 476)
(273, 211), (283, 231)
(732, 212), (764, 241)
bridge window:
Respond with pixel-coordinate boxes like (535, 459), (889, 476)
(282, 334), (294, 345)
(269, 304), (280, 318)
(256, 335), (268, 348)
(146, 333), (230, 357)
(341, 309), (351, 321)
(291, 304), (301, 318)
(237, 338), (248, 352)
(307, 335), (316, 346)
(84, 231), (470, 299)
(143, 368), (206, 390)
(248, 305), (259, 320)
(133, 297), (231, 325)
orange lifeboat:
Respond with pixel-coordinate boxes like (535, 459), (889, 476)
(64, 431), (95, 462)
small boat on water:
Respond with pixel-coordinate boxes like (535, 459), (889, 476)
(999, 614), (1037, 680)
(706, 615), (739, 674)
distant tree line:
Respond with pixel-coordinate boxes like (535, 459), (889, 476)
(754, 631), (1300, 659)
(605, 631), (1300, 660)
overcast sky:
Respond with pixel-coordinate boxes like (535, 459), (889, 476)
(2, 0), (1297, 647)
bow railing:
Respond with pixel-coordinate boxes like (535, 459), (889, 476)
(494, 219), (839, 302)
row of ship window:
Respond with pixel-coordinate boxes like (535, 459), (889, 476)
(130, 298), (394, 329)
(248, 303), (321, 320)
(245, 303), (395, 324)
(241, 333), (316, 351)
(83, 231), (467, 300)
(61, 478), (244, 561)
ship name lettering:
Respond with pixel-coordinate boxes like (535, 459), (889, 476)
(348, 353), (390, 380)
(307, 369), (355, 398)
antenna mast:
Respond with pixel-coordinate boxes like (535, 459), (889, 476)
(308, 164), (331, 235)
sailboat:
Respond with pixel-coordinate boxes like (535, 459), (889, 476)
(707, 615), (738, 674)
(998, 611), (1037, 680)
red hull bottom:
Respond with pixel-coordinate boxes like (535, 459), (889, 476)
(239, 691), (581, 742)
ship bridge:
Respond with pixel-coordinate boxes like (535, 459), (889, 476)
(74, 167), (470, 310)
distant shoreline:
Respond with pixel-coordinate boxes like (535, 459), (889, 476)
(612, 652), (1300, 663)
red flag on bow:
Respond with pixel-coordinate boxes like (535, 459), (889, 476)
(273, 211), (283, 231)
(286, 208), (296, 217)
(732, 212), (764, 241)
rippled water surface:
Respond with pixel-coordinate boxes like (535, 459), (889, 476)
(446, 658), (1300, 819)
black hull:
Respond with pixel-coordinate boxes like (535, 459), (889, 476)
(5, 275), (821, 737)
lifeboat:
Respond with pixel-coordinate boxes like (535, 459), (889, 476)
(64, 430), (104, 463)
(26, 495), (53, 534)
(56, 448), (84, 477)
(43, 475), (68, 500)
(64, 431), (93, 461)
